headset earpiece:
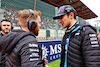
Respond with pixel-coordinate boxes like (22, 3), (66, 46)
(27, 9), (37, 31)
(0, 26), (1, 31)
(27, 19), (37, 31)
(11, 26), (13, 30)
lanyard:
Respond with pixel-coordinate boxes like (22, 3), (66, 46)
(64, 26), (82, 67)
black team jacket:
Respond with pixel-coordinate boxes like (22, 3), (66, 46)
(0, 30), (44, 67)
(60, 21), (100, 67)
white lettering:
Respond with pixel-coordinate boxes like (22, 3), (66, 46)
(59, 54), (61, 57)
(89, 34), (96, 37)
(30, 58), (39, 61)
(50, 56), (52, 60)
(50, 44), (57, 55)
(29, 43), (38, 47)
(53, 55), (55, 59)
(56, 55), (58, 58)
(30, 53), (39, 57)
(58, 44), (61, 53)
(30, 49), (39, 52)
(75, 33), (80, 36)
(65, 8), (72, 10)
(90, 38), (97, 41)
(92, 45), (99, 47)
(91, 41), (98, 44)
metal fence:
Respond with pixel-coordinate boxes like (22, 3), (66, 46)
(0, 0), (65, 40)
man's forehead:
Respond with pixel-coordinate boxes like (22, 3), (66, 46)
(1, 21), (11, 25)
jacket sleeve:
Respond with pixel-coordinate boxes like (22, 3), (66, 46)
(19, 38), (44, 67)
(82, 26), (100, 67)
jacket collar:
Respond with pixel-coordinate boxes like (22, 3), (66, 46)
(66, 22), (79, 33)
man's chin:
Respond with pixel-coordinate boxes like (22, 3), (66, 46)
(35, 33), (38, 36)
(4, 31), (10, 33)
(5, 32), (9, 33)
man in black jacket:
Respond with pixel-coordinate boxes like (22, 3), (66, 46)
(53, 5), (100, 67)
(0, 9), (47, 67)
(0, 19), (12, 67)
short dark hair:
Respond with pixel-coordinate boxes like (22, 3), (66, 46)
(1, 19), (11, 23)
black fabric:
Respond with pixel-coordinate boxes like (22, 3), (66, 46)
(0, 30), (44, 67)
(60, 31), (70, 67)
(0, 33), (5, 67)
(60, 21), (100, 67)
(0, 52), (5, 67)
(0, 33), (4, 37)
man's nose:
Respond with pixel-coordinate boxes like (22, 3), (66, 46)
(5, 26), (9, 28)
(6, 26), (8, 27)
(38, 24), (41, 28)
(39, 24), (41, 28)
(59, 19), (62, 23)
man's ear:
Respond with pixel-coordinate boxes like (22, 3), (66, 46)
(69, 12), (74, 19)
(19, 25), (22, 29)
(19, 25), (21, 27)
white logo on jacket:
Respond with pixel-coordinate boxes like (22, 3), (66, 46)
(75, 33), (80, 36)
(89, 34), (99, 47)
(29, 43), (39, 61)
